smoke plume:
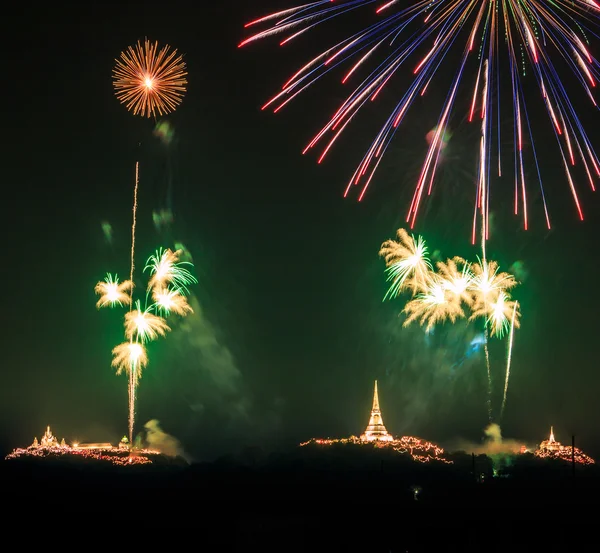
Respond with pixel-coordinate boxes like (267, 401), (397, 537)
(165, 294), (283, 458)
(450, 423), (525, 456)
(143, 419), (189, 460)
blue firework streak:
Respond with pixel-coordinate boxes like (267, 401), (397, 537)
(240, 0), (600, 238)
(450, 331), (485, 372)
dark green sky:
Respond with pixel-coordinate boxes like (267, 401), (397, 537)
(2, 2), (600, 462)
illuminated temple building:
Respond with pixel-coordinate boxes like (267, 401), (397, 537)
(534, 426), (595, 465)
(299, 381), (451, 463)
(5, 425), (157, 466)
(36, 426), (67, 449)
(539, 426), (560, 452)
(360, 380), (393, 443)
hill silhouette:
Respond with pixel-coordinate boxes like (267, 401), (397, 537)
(3, 442), (597, 551)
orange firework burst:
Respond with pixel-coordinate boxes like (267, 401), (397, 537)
(113, 38), (187, 118)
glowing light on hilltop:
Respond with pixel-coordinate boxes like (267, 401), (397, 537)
(361, 380), (394, 442)
(299, 436), (453, 465)
(533, 427), (595, 465)
(300, 380), (452, 464)
(4, 426), (160, 466)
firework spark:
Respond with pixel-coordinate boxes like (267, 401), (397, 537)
(124, 300), (170, 343)
(470, 258), (518, 312)
(96, 247), (197, 445)
(402, 274), (467, 333)
(145, 247), (198, 293)
(436, 256), (474, 308)
(241, 1), (600, 235)
(381, 230), (519, 337)
(471, 290), (521, 339)
(111, 342), (148, 383)
(113, 38), (187, 118)
(381, 227), (521, 420)
(152, 287), (193, 317)
(94, 274), (133, 308)
(380, 228), (432, 298)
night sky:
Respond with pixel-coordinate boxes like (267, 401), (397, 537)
(3, 3), (600, 462)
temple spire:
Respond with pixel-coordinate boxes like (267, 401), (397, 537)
(360, 380), (393, 442)
(549, 426), (555, 443)
(372, 380), (380, 412)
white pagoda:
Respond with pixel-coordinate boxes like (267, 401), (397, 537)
(360, 380), (393, 442)
(539, 426), (561, 452)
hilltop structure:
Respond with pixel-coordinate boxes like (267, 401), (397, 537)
(299, 381), (451, 463)
(360, 380), (393, 443)
(5, 425), (159, 466)
(534, 426), (595, 465)
(35, 426), (67, 449)
(538, 426), (560, 452)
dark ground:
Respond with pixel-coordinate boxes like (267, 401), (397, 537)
(2, 445), (597, 551)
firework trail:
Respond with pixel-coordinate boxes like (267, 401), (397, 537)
(130, 162), (139, 289)
(470, 254), (518, 420)
(241, 1), (600, 237)
(500, 300), (519, 420)
(128, 162), (139, 443)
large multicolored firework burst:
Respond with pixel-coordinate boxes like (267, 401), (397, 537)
(240, 1), (600, 239)
(113, 38), (188, 118)
(95, 248), (197, 445)
(380, 228), (520, 420)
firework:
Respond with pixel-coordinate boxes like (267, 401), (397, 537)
(402, 274), (467, 333)
(145, 247), (198, 293)
(152, 287), (193, 317)
(94, 274), (133, 308)
(113, 38), (187, 118)
(96, 247), (197, 444)
(436, 256), (474, 307)
(379, 228), (432, 298)
(469, 258), (518, 315)
(500, 300), (519, 420)
(380, 227), (521, 420)
(471, 290), (521, 339)
(124, 300), (170, 343)
(240, 1), (600, 236)
(111, 342), (148, 384)
(380, 231), (520, 337)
